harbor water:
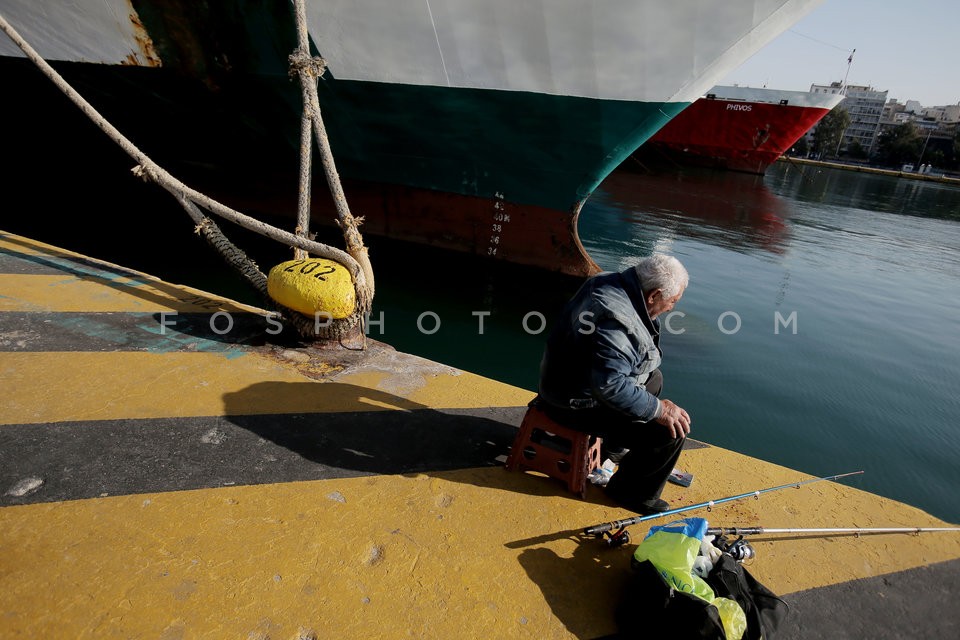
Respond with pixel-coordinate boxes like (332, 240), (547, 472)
(577, 163), (960, 524)
(4, 150), (959, 523)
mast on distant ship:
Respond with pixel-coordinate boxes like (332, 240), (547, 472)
(840, 48), (855, 94)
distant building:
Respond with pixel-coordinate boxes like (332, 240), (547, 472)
(808, 82), (888, 155)
(920, 104), (960, 123)
(807, 81), (958, 167)
(878, 98), (959, 168)
(882, 99), (912, 124)
(904, 100), (924, 114)
(881, 101), (959, 129)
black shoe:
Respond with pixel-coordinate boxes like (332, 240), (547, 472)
(605, 485), (670, 515)
(604, 446), (630, 464)
(635, 498), (670, 515)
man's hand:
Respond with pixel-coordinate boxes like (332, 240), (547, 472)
(656, 399), (691, 439)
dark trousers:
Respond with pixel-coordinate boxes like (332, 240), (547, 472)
(540, 370), (684, 507)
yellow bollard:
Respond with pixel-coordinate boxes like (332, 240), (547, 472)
(267, 258), (356, 319)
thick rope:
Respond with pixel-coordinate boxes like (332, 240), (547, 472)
(0, 11), (371, 340)
(288, 44), (320, 261)
(290, 0), (376, 300)
(177, 196), (269, 297)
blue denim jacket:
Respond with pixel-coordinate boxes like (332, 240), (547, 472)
(538, 267), (662, 421)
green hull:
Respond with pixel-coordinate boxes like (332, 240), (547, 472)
(318, 78), (688, 212)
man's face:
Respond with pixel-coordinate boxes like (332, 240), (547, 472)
(646, 287), (684, 319)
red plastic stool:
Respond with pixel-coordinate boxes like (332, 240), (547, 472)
(505, 399), (603, 498)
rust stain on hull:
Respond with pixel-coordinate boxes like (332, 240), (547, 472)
(124, 6), (162, 67)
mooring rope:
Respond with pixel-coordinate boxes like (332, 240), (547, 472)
(288, 24), (322, 260)
(0, 11), (371, 342)
(289, 0), (375, 300)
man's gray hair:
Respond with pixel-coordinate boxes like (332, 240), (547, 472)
(634, 254), (689, 298)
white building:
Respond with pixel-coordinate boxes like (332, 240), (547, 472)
(810, 82), (888, 155)
(904, 100), (924, 114)
(920, 104), (960, 124)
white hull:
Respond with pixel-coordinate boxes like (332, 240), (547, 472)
(1, 0), (824, 102)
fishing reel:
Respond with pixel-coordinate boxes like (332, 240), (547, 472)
(715, 535), (756, 563)
(595, 526), (632, 548)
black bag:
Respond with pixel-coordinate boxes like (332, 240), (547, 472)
(705, 553), (789, 640)
(616, 559), (726, 639)
(615, 555), (788, 639)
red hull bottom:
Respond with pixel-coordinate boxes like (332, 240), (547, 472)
(209, 177), (601, 279)
(641, 98), (833, 175)
(319, 181), (601, 278)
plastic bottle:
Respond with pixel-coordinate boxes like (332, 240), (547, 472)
(588, 458), (617, 486)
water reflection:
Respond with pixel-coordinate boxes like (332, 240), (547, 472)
(581, 166), (790, 267)
(766, 161), (960, 220)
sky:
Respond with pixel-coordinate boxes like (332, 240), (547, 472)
(718, 0), (960, 107)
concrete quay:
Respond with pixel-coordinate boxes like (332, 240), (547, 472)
(1, 230), (958, 639)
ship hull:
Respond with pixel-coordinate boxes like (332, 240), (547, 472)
(2, 56), (679, 277)
(0, 1), (825, 275)
(638, 85), (845, 175)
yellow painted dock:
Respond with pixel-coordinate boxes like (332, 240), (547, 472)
(1, 230), (958, 639)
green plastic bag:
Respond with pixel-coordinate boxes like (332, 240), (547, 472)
(633, 518), (747, 640)
(633, 517), (717, 601)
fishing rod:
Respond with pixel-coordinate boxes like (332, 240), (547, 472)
(704, 525), (960, 563)
(707, 526), (960, 537)
(584, 470), (864, 547)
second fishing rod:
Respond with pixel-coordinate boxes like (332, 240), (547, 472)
(584, 470), (865, 547)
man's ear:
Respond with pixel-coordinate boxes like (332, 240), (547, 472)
(645, 288), (662, 306)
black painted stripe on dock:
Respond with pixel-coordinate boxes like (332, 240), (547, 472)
(0, 236), (151, 279)
(0, 311), (299, 352)
(0, 407), (526, 506)
(1, 406), (709, 506)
